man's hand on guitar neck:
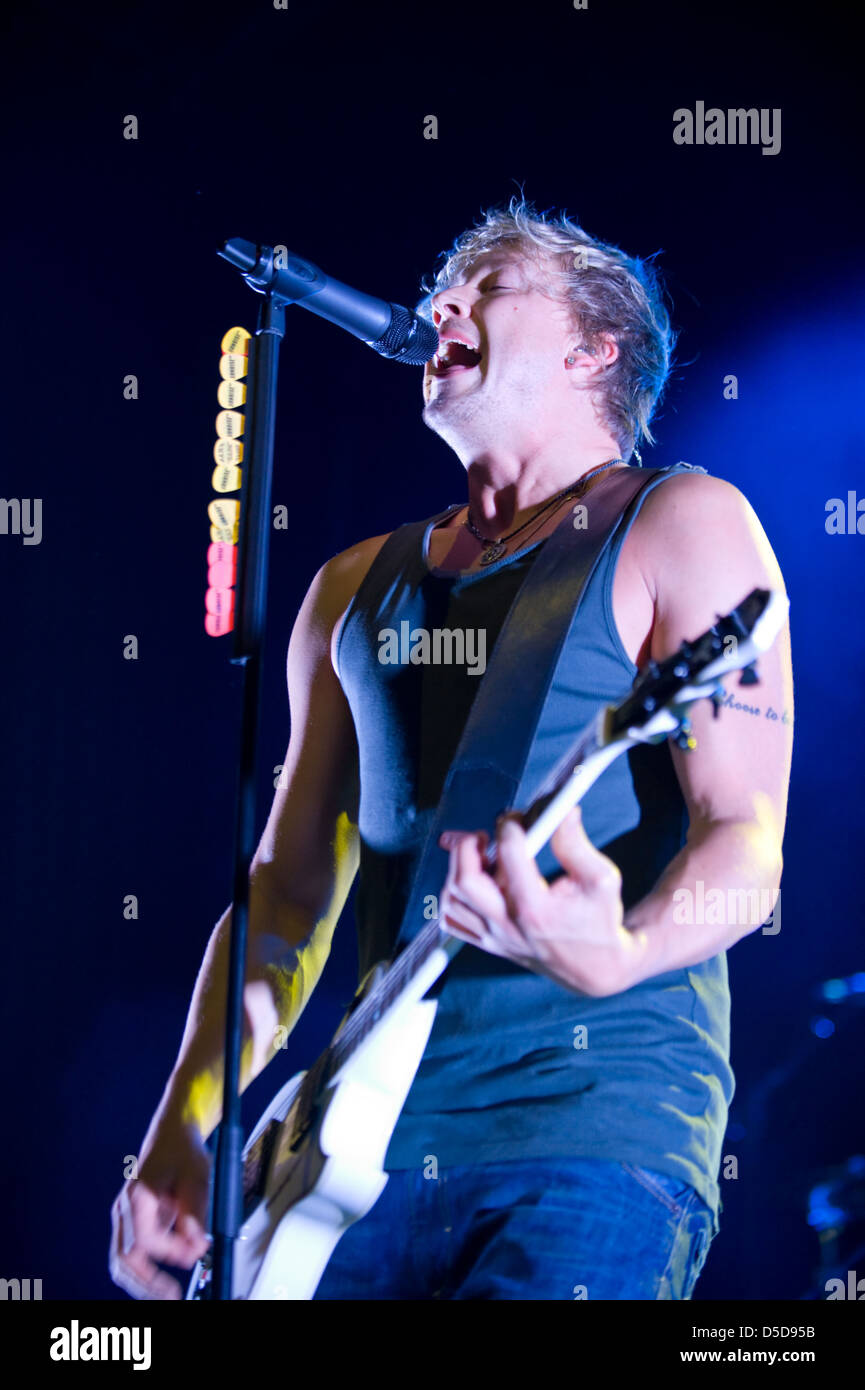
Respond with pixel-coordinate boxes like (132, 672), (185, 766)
(438, 807), (641, 997)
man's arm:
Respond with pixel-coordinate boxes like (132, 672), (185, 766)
(163, 550), (372, 1142)
(436, 473), (793, 996)
(616, 471), (792, 978)
(109, 533), (388, 1299)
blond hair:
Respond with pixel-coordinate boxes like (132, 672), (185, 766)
(420, 197), (677, 456)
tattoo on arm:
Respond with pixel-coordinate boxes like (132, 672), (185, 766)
(719, 691), (793, 725)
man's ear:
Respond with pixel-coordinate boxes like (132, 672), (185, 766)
(565, 335), (619, 373)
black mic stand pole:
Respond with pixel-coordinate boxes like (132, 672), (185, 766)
(209, 245), (293, 1300)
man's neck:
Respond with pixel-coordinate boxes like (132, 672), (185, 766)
(463, 440), (626, 529)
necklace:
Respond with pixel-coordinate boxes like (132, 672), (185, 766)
(464, 458), (626, 565)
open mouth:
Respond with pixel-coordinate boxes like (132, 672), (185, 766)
(429, 340), (483, 376)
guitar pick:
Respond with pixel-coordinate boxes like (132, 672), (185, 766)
(207, 541), (237, 570)
(205, 586), (236, 617)
(219, 352), (248, 381)
(217, 379), (247, 409)
(221, 326), (251, 355)
(214, 438), (243, 467)
(212, 464), (242, 493)
(205, 607), (235, 636)
(215, 409), (244, 439)
(208, 498), (240, 529)
(208, 558), (236, 588)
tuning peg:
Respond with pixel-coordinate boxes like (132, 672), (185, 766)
(739, 663), (760, 686)
(673, 718), (697, 752)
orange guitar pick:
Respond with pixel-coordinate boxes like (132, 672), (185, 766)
(221, 326), (251, 355)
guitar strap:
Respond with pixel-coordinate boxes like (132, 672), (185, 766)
(390, 463), (673, 953)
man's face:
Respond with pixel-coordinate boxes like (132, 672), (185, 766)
(421, 249), (575, 453)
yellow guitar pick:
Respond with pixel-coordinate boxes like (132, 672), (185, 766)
(212, 464), (242, 493)
(221, 327), (251, 355)
(213, 438), (243, 466)
(219, 352), (248, 381)
(208, 498), (240, 529)
(217, 379), (247, 409)
(215, 409), (244, 439)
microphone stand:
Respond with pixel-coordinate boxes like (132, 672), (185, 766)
(204, 239), (434, 1297)
(209, 245), (293, 1300)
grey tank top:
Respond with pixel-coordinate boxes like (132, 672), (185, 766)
(335, 466), (733, 1228)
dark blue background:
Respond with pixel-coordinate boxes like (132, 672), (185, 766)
(3, 0), (862, 1300)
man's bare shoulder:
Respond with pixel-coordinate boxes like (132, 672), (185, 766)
(628, 470), (774, 586)
(288, 533), (395, 681)
(635, 469), (752, 529)
(621, 468), (788, 666)
(317, 532), (393, 617)
(287, 533), (395, 673)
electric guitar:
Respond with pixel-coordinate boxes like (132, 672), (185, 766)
(188, 585), (788, 1300)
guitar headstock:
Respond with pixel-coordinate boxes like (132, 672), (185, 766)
(607, 587), (789, 748)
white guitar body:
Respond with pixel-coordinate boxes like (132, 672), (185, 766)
(188, 587), (788, 1301)
(189, 942), (456, 1300)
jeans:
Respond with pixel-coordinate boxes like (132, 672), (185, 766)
(312, 1156), (715, 1300)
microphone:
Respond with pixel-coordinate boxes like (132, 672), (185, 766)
(218, 239), (439, 366)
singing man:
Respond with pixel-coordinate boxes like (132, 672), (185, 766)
(110, 199), (792, 1300)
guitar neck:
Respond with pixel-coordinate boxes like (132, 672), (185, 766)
(329, 917), (455, 1071)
